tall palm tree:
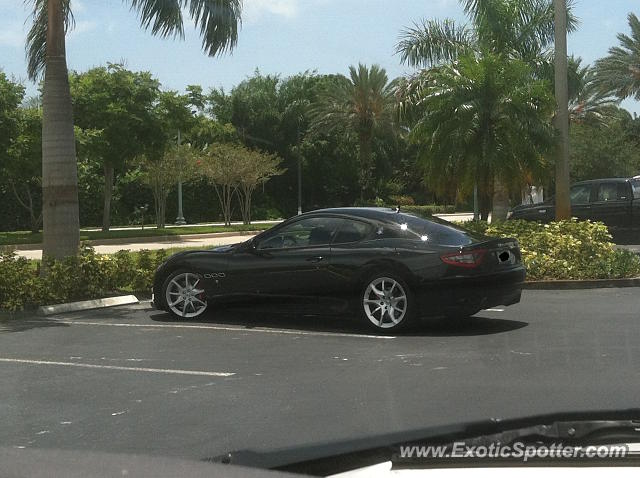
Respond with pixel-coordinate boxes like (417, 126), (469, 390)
(401, 53), (555, 221)
(309, 64), (396, 201)
(397, 0), (575, 220)
(593, 13), (640, 101)
(26, 0), (242, 259)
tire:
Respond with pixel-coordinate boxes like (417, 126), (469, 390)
(360, 273), (415, 332)
(161, 269), (208, 319)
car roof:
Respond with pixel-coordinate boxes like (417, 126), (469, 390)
(301, 207), (401, 221)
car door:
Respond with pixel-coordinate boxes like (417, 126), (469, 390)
(590, 181), (633, 231)
(323, 218), (379, 301)
(569, 183), (594, 220)
(224, 216), (341, 300)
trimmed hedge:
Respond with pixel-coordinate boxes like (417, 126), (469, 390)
(401, 205), (456, 216)
(462, 219), (640, 281)
(0, 245), (167, 311)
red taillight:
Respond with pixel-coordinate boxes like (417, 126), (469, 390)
(440, 249), (486, 268)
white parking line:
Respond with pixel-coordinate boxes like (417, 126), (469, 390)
(0, 358), (234, 377)
(484, 308), (505, 312)
(43, 320), (396, 340)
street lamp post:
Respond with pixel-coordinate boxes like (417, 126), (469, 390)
(297, 126), (302, 215)
(175, 129), (186, 225)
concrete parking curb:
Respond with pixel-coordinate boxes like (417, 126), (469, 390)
(523, 278), (640, 290)
(37, 295), (139, 316)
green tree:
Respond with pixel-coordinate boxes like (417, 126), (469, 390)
(200, 143), (243, 226)
(5, 107), (43, 233)
(309, 64), (396, 201)
(138, 144), (199, 228)
(594, 13), (640, 100)
(397, 0), (575, 220)
(570, 108), (640, 182)
(235, 149), (284, 224)
(26, 0), (242, 259)
(208, 71), (360, 214)
(0, 71), (24, 164)
(401, 54), (555, 221)
(70, 64), (160, 231)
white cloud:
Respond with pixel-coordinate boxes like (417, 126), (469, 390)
(243, 0), (300, 23)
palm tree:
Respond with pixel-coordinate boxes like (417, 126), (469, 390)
(400, 53), (555, 221)
(593, 13), (640, 100)
(309, 64), (396, 201)
(397, 0), (576, 220)
(553, 0), (570, 220)
(26, 0), (242, 259)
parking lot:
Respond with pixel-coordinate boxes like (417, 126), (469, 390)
(1, 288), (639, 462)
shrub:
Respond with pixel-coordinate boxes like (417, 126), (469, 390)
(460, 219), (640, 281)
(0, 244), (167, 311)
(388, 195), (416, 206)
(402, 204), (456, 217)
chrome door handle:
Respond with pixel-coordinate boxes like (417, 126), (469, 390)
(306, 256), (324, 263)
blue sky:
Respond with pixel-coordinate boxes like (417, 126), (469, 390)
(1, 0), (638, 112)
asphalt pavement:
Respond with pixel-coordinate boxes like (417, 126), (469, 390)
(0, 288), (639, 463)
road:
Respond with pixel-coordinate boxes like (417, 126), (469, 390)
(1, 288), (639, 463)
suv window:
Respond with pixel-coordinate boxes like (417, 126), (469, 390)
(257, 217), (341, 250)
(333, 219), (373, 244)
(596, 182), (628, 202)
(631, 179), (640, 200)
(570, 184), (592, 205)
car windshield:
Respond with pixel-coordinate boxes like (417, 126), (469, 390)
(3, 0), (640, 475)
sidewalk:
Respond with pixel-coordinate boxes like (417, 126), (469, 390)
(78, 219), (282, 232)
(17, 232), (257, 260)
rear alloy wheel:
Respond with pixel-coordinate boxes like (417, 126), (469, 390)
(163, 271), (208, 319)
(362, 275), (413, 331)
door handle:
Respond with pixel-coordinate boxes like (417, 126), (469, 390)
(306, 256), (324, 263)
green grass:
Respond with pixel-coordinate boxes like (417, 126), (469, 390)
(0, 223), (275, 246)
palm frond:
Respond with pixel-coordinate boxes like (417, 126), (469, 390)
(128, 0), (184, 39)
(593, 13), (640, 100)
(25, 0), (74, 80)
(127, 0), (241, 56)
(182, 0), (242, 56)
(396, 19), (475, 68)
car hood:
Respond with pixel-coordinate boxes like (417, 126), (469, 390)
(211, 408), (640, 474)
(511, 201), (552, 212)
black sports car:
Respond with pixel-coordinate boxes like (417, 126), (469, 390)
(152, 208), (525, 331)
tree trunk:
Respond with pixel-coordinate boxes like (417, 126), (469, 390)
(41, 0), (79, 260)
(10, 182), (42, 233)
(358, 133), (373, 202)
(491, 177), (510, 222)
(102, 162), (114, 232)
(554, 0), (571, 220)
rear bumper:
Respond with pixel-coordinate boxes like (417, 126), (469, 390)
(416, 266), (526, 316)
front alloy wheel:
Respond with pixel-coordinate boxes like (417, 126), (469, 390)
(363, 276), (411, 330)
(164, 271), (207, 319)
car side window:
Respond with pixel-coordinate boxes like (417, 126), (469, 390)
(333, 219), (373, 244)
(570, 185), (591, 205)
(257, 217), (341, 250)
(596, 183), (627, 202)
